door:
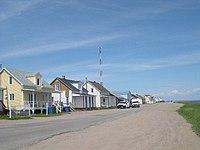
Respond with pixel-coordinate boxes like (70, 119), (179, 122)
(29, 93), (37, 107)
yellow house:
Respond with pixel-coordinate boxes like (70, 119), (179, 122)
(0, 67), (52, 114)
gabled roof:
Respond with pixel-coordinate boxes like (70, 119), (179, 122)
(131, 94), (139, 99)
(136, 94), (144, 99)
(51, 78), (88, 93)
(0, 67), (52, 88)
(88, 81), (110, 94)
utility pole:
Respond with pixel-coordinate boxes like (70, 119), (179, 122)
(99, 47), (103, 85)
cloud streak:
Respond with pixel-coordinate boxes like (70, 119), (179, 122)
(154, 88), (200, 99)
(0, 34), (121, 60)
(0, 0), (46, 22)
(105, 51), (200, 72)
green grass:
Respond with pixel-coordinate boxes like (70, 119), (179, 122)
(33, 112), (70, 117)
(0, 115), (31, 120)
(0, 112), (70, 120)
(177, 102), (200, 137)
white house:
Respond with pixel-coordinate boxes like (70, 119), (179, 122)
(144, 95), (155, 104)
(51, 77), (96, 109)
(84, 81), (116, 108)
(131, 94), (143, 105)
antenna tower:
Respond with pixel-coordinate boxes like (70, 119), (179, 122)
(99, 47), (103, 85)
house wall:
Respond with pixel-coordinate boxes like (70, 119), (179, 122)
(144, 96), (152, 104)
(83, 83), (100, 107)
(73, 96), (84, 108)
(52, 91), (66, 105)
(51, 79), (70, 97)
(0, 70), (22, 109)
(100, 97), (109, 107)
(109, 96), (117, 107)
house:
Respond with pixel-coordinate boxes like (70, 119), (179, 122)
(110, 92), (124, 105)
(0, 67), (52, 114)
(84, 81), (116, 108)
(51, 76), (96, 109)
(0, 87), (6, 114)
(135, 94), (145, 104)
(144, 95), (155, 104)
(131, 94), (143, 105)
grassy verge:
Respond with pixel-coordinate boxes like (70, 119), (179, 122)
(0, 115), (31, 120)
(33, 112), (70, 117)
(0, 112), (70, 120)
(177, 102), (200, 137)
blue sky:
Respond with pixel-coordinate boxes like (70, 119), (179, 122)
(0, 0), (200, 100)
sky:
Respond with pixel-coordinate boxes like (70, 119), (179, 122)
(0, 0), (200, 101)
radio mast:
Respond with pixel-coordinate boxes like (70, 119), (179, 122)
(99, 47), (103, 85)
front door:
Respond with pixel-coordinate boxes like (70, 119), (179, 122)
(29, 93), (37, 107)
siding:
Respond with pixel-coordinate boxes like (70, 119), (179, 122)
(84, 83), (100, 108)
(51, 80), (70, 97)
(1, 70), (22, 109)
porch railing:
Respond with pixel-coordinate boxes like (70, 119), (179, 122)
(24, 101), (53, 109)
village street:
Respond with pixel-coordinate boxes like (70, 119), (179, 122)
(0, 107), (140, 150)
(1, 103), (200, 150)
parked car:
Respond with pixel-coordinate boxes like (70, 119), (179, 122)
(117, 100), (130, 109)
(131, 100), (140, 108)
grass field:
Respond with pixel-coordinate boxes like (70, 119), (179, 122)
(177, 102), (200, 137)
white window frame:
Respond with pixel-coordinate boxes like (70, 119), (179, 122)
(10, 93), (14, 100)
(9, 76), (13, 85)
(37, 78), (40, 86)
(55, 83), (60, 91)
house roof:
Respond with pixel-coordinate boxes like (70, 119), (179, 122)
(88, 81), (110, 94)
(52, 78), (88, 93)
(0, 67), (52, 88)
(131, 94), (139, 99)
(136, 94), (144, 99)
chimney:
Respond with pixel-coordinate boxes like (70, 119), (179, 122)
(62, 75), (65, 79)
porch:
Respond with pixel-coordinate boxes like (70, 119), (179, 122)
(72, 94), (96, 109)
(100, 95), (110, 108)
(22, 88), (52, 114)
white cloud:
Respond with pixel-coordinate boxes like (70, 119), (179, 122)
(0, 0), (46, 21)
(104, 51), (200, 72)
(0, 34), (122, 60)
(170, 90), (179, 95)
(154, 88), (200, 100)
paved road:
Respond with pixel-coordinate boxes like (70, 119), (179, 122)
(0, 108), (141, 150)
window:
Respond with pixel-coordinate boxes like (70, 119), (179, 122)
(37, 78), (40, 85)
(103, 98), (105, 103)
(10, 94), (14, 100)
(55, 83), (60, 91)
(29, 93), (37, 107)
(91, 88), (94, 93)
(9, 76), (13, 84)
